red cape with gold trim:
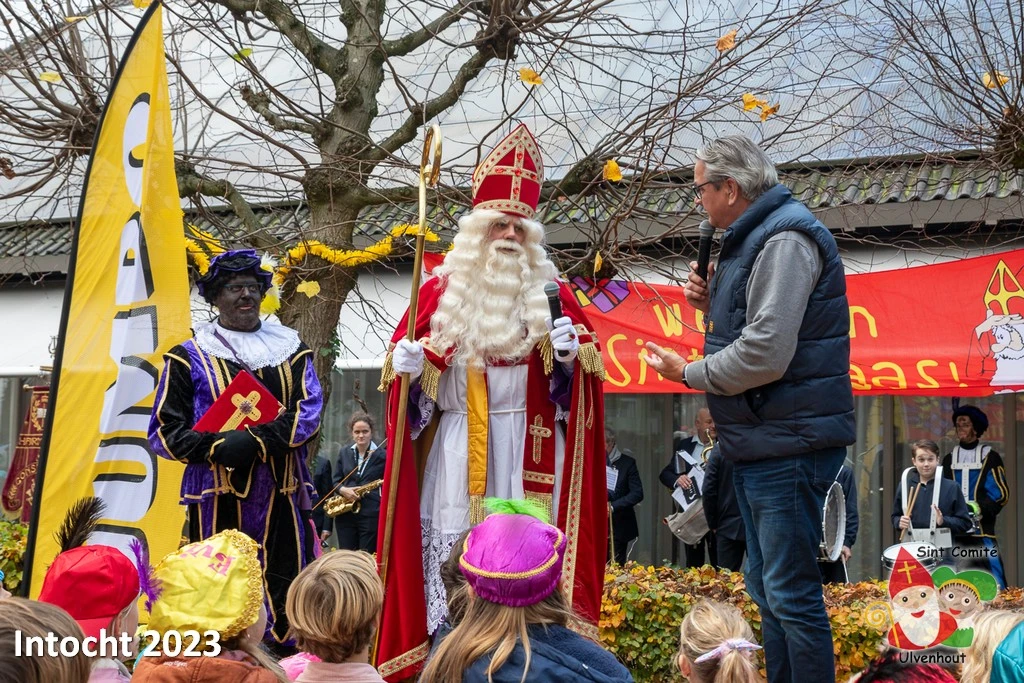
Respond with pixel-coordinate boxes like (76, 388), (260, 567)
(374, 277), (607, 681)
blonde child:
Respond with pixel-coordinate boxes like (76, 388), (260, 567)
(283, 550), (385, 682)
(676, 600), (761, 683)
(421, 501), (632, 683)
(960, 609), (1024, 683)
(132, 529), (288, 683)
(0, 597), (92, 683)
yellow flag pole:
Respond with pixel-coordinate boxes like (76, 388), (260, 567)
(374, 125), (441, 664)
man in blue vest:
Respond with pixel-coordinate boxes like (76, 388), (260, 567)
(645, 136), (855, 683)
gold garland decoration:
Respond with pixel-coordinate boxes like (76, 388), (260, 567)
(183, 224), (226, 276)
(183, 224), (442, 313)
(272, 224), (440, 287)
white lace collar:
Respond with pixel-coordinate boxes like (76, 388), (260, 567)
(194, 319), (301, 370)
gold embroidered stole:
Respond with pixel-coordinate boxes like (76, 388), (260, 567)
(466, 366), (489, 524)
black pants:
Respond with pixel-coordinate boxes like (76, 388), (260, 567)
(336, 512), (378, 552)
(819, 558), (848, 584)
(684, 531), (717, 568)
(716, 535), (746, 572)
(609, 537), (633, 565)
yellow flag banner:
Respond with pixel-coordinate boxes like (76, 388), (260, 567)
(24, 0), (191, 595)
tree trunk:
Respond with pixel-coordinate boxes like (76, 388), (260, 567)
(276, 201), (362, 455)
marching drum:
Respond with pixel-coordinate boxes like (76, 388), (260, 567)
(818, 480), (846, 562)
(882, 542), (938, 572)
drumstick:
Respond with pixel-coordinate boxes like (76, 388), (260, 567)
(899, 483), (920, 542)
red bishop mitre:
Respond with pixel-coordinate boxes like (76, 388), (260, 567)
(888, 548), (934, 597)
(472, 123), (544, 219)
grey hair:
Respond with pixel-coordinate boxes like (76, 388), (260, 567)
(695, 136), (779, 201)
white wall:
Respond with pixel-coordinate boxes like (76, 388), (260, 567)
(5, 239), (1024, 372)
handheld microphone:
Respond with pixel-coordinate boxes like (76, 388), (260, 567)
(543, 281), (570, 360)
(695, 219), (715, 281)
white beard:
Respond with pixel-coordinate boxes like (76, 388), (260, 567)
(430, 240), (551, 368)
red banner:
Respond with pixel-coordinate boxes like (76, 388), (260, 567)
(2, 386), (48, 522)
(421, 249), (1024, 395)
(572, 249), (1024, 394)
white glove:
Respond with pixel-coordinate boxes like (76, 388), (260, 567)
(392, 339), (424, 378)
(547, 316), (579, 364)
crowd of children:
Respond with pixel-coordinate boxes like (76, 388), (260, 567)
(0, 493), (1021, 683)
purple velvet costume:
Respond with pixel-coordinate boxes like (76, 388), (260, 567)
(148, 336), (322, 646)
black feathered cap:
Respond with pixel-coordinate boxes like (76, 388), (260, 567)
(196, 249), (271, 303)
(952, 404), (989, 438)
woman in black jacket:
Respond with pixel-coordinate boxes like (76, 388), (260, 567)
(332, 412), (386, 552)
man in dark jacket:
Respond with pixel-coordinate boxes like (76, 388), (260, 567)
(819, 463), (859, 584)
(645, 136), (856, 683)
(606, 428), (643, 565)
(659, 408), (717, 568)
(701, 445), (745, 571)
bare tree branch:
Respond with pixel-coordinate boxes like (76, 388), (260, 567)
(205, 0), (346, 80)
(382, 0), (478, 57)
(175, 159), (277, 249)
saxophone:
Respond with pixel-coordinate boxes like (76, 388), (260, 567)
(700, 428), (715, 464)
(324, 479), (384, 518)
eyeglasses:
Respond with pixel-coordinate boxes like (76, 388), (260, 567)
(692, 180), (718, 199)
(223, 283), (263, 295)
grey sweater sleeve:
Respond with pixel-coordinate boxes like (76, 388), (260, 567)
(684, 231), (824, 396)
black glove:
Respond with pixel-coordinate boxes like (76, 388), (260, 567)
(211, 429), (258, 470)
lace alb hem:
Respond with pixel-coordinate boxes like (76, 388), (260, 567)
(194, 319), (301, 370)
(421, 518), (465, 635)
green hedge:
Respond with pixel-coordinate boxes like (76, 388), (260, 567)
(0, 520), (28, 593)
(598, 563), (1024, 682)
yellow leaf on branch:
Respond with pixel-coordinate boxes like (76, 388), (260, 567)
(260, 285), (281, 315)
(519, 67), (544, 86)
(593, 251), (604, 276)
(38, 72), (62, 84)
(231, 48), (253, 62)
(133, 0), (152, 8)
(982, 71), (1009, 89)
(716, 29), (737, 52)
(759, 102), (780, 121)
(65, 15), (87, 22)
(296, 280), (321, 298)
(742, 93), (767, 111)
(602, 159), (623, 182)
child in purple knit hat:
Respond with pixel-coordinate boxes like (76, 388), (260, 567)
(420, 500), (633, 683)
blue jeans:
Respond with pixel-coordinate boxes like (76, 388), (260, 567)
(733, 448), (844, 683)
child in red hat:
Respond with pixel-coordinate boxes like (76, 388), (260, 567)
(37, 498), (145, 682)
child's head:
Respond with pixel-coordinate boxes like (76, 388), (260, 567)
(910, 439), (940, 480)
(440, 529), (471, 626)
(960, 609), (1024, 683)
(421, 504), (574, 683)
(147, 530), (285, 680)
(37, 546), (141, 649)
(676, 600), (760, 683)
(0, 597), (92, 683)
(285, 550), (383, 663)
(148, 529), (266, 647)
(36, 498), (142, 655)
(850, 649), (956, 682)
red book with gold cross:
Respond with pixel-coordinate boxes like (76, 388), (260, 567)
(193, 370), (283, 433)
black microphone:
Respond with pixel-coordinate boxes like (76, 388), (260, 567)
(695, 219), (714, 281)
(543, 281), (570, 360)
